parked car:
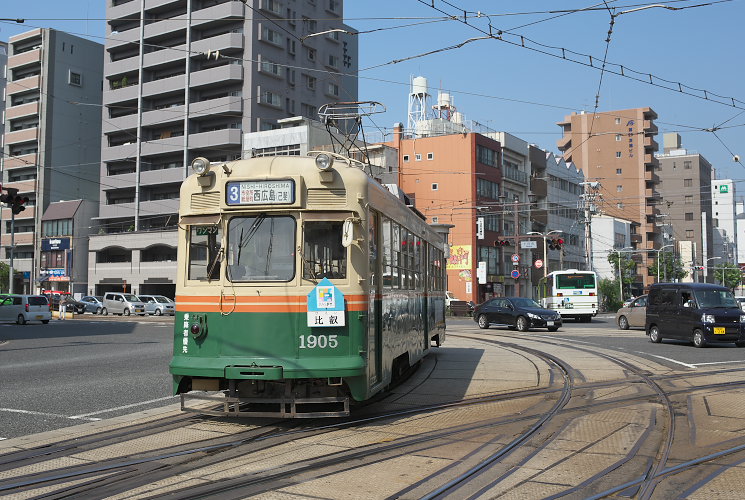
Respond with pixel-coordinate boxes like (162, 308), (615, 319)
(138, 294), (175, 316)
(616, 294), (648, 330)
(0, 294), (51, 324)
(79, 296), (105, 315)
(646, 282), (745, 348)
(102, 292), (146, 316)
(736, 296), (745, 311)
(473, 297), (562, 332)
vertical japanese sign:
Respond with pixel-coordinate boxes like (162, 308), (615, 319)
(307, 277), (346, 327)
(476, 217), (484, 240)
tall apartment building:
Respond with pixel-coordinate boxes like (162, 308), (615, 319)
(0, 42), (7, 158)
(543, 152), (585, 272)
(656, 133), (713, 280)
(711, 179), (737, 265)
(2, 29), (103, 293)
(557, 107), (660, 290)
(90, 0), (358, 296)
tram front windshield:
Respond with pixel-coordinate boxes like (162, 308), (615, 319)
(227, 215), (296, 281)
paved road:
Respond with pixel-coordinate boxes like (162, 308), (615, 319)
(0, 316), (175, 440)
(1, 313), (743, 441)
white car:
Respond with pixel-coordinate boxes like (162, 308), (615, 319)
(138, 294), (175, 316)
(0, 295), (51, 324)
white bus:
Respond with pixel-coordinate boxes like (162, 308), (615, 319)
(538, 270), (598, 322)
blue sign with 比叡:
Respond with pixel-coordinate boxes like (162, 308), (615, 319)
(307, 277), (345, 327)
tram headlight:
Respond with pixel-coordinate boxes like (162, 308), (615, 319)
(191, 157), (211, 176)
(315, 153), (334, 171)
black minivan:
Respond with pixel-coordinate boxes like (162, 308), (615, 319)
(645, 282), (745, 348)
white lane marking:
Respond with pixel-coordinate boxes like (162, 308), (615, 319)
(70, 395), (178, 418)
(0, 407), (101, 421)
(639, 353), (697, 369)
(691, 360), (745, 367)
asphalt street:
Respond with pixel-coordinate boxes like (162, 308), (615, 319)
(1, 313), (744, 440)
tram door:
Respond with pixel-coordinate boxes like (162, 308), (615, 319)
(367, 211), (382, 385)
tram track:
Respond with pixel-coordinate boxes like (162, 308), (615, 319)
(2, 331), (745, 498)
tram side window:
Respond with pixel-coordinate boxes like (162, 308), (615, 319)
(227, 215), (296, 281)
(189, 225), (222, 281)
(303, 221), (347, 279)
(382, 218), (393, 288)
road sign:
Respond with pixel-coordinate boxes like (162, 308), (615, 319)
(511, 254), (520, 262)
(476, 217), (484, 240)
(521, 240), (537, 249)
(535, 259), (543, 269)
(511, 269), (520, 279)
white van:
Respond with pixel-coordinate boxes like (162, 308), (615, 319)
(102, 292), (146, 316)
(0, 295), (51, 324)
(446, 291), (459, 307)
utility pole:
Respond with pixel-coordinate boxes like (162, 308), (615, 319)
(580, 182), (601, 271)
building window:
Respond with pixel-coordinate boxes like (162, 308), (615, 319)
(476, 145), (498, 167)
(303, 74), (316, 90)
(617, 185), (623, 192)
(287, 38), (296, 55)
(615, 117), (621, 124)
(415, 154), (422, 161)
(685, 212), (694, 221)
(259, 90), (281, 108)
(616, 151), (622, 158)
(684, 178), (692, 187)
(68, 71), (82, 86)
(615, 134), (622, 141)
(260, 26), (282, 45)
(616, 168), (622, 175)
(326, 82), (339, 97)
(686, 229), (694, 238)
(427, 152), (434, 160)
(432, 183), (438, 191)
(327, 54), (339, 68)
(432, 216), (438, 223)
(684, 160), (692, 169)
(617, 202), (624, 209)
(306, 47), (316, 61)
(403, 155), (409, 162)
(685, 195), (693, 204)
(259, 58), (282, 77)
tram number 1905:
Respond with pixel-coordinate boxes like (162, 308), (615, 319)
(299, 334), (339, 349)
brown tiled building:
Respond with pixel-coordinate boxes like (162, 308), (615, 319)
(557, 108), (660, 290)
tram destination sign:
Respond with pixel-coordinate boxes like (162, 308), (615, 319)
(226, 180), (295, 205)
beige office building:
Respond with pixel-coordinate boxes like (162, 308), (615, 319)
(557, 108), (660, 291)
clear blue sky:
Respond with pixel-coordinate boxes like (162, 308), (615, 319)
(2, 1), (743, 184)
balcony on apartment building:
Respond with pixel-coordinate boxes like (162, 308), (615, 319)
(103, 112), (138, 134)
(501, 165), (528, 185)
(143, 73), (188, 97)
(8, 48), (41, 69)
(0, 232), (34, 248)
(192, 1), (245, 28)
(106, 54), (141, 77)
(644, 135), (658, 151)
(630, 233), (642, 244)
(141, 104), (185, 127)
(109, 0), (140, 21)
(642, 118), (658, 134)
(143, 45), (187, 69)
(4, 127), (39, 145)
(190, 32), (245, 55)
(140, 134), (185, 157)
(644, 166), (660, 183)
(5, 101), (39, 120)
(189, 128), (242, 149)
(190, 95), (243, 116)
(189, 64), (243, 88)
(104, 81), (139, 105)
(556, 134), (571, 151)
(102, 142), (138, 163)
(3, 153), (37, 170)
(6, 76), (40, 96)
(143, 16), (188, 40)
(643, 153), (659, 167)
(106, 24), (141, 51)
(530, 177), (548, 198)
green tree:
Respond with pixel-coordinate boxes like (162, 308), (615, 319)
(607, 252), (636, 300)
(713, 262), (742, 290)
(598, 277), (622, 312)
(648, 251), (688, 282)
(0, 262), (9, 293)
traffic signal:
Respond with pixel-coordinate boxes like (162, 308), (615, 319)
(0, 187), (16, 206)
(549, 238), (564, 250)
(494, 238), (510, 247)
(10, 194), (28, 215)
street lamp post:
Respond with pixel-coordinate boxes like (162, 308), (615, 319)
(527, 230), (562, 278)
(706, 257), (722, 284)
(612, 247), (636, 302)
(654, 244), (674, 283)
